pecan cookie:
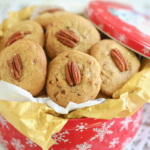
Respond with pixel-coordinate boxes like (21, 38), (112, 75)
(33, 11), (67, 29)
(90, 39), (140, 96)
(46, 50), (101, 108)
(43, 11), (100, 59)
(0, 20), (44, 52)
(0, 40), (47, 96)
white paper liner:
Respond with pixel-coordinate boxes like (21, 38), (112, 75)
(30, 5), (65, 20)
(0, 80), (106, 114)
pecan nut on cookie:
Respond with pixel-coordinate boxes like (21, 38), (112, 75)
(0, 40), (47, 96)
(44, 11), (100, 59)
(0, 20), (45, 52)
(90, 39), (141, 97)
(46, 50), (101, 108)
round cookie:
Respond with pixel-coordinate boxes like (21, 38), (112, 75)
(44, 11), (100, 59)
(0, 20), (44, 52)
(46, 50), (101, 108)
(0, 40), (47, 96)
(90, 39), (141, 96)
(33, 11), (69, 29)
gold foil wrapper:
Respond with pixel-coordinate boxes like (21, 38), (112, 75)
(0, 7), (150, 150)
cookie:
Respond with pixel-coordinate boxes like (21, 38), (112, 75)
(46, 50), (101, 108)
(90, 39), (140, 96)
(96, 91), (111, 99)
(0, 40), (47, 96)
(43, 11), (100, 59)
(0, 20), (44, 52)
(33, 11), (68, 29)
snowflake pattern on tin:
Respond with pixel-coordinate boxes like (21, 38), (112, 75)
(76, 123), (88, 132)
(90, 121), (115, 142)
(74, 142), (92, 150)
(52, 130), (69, 145)
(109, 138), (119, 148)
(26, 138), (37, 147)
(122, 137), (132, 149)
(0, 115), (9, 130)
(0, 132), (8, 148)
(142, 47), (150, 55)
(11, 138), (25, 150)
(132, 110), (142, 132)
(120, 117), (133, 132)
(97, 8), (103, 13)
(122, 26), (131, 33)
(119, 34), (126, 42)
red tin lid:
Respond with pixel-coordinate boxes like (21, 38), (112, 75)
(85, 0), (150, 58)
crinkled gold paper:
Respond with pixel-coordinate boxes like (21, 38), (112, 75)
(0, 6), (150, 150)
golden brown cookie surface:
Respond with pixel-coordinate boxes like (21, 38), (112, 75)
(46, 50), (101, 108)
(0, 40), (47, 96)
(96, 91), (111, 99)
(0, 20), (44, 51)
(44, 12), (100, 59)
(90, 39), (141, 96)
(33, 11), (70, 29)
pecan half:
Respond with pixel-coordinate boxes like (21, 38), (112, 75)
(7, 54), (23, 80)
(56, 30), (80, 48)
(111, 49), (128, 72)
(5, 31), (31, 47)
(65, 60), (81, 86)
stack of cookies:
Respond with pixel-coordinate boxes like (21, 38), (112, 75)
(0, 10), (141, 108)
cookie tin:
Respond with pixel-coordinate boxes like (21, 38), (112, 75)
(85, 0), (150, 59)
(0, 108), (142, 150)
(0, 2), (144, 150)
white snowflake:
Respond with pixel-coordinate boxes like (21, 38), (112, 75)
(119, 34), (126, 42)
(97, 8), (103, 13)
(87, 9), (93, 17)
(75, 142), (92, 150)
(122, 137), (132, 149)
(11, 138), (25, 150)
(0, 132), (8, 148)
(120, 117), (133, 131)
(26, 138), (37, 147)
(142, 47), (150, 55)
(98, 24), (104, 30)
(76, 123), (88, 132)
(52, 130), (69, 145)
(94, 118), (99, 120)
(109, 138), (119, 148)
(0, 115), (9, 130)
(132, 110), (142, 132)
(122, 26), (131, 33)
(90, 121), (115, 142)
